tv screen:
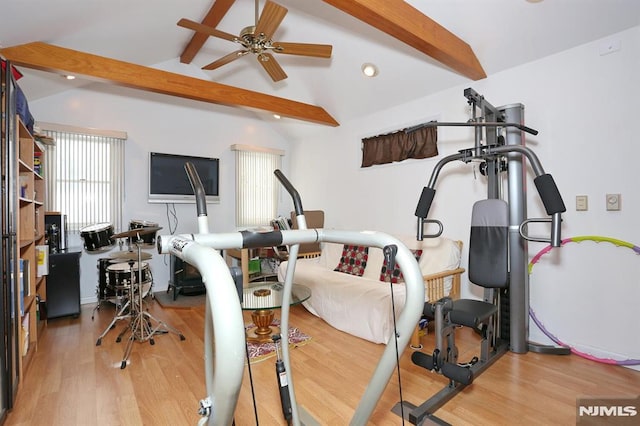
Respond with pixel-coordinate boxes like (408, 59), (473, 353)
(148, 152), (220, 203)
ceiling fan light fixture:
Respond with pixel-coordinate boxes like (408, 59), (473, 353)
(179, 0), (332, 82)
(240, 26), (256, 38)
(362, 63), (379, 77)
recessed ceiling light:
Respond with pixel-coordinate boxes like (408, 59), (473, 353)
(361, 63), (379, 78)
(273, 114), (281, 119)
(63, 75), (76, 80)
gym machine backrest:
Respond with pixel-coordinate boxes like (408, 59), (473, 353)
(468, 199), (509, 287)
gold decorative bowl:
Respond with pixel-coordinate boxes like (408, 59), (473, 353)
(253, 289), (271, 297)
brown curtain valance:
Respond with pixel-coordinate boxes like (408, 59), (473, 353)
(361, 124), (437, 167)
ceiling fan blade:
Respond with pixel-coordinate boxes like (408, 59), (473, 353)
(254, 1), (287, 41)
(178, 18), (238, 43)
(180, 0), (235, 64)
(272, 42), (333, 58)
(202, 50), (249, 70)
(258, 53), (287, 82)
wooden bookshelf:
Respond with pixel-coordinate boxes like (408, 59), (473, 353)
(16, 117), (47, 379)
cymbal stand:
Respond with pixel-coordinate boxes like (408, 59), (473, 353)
(91, 291), (108, 320)
(118, 236), (185, 369)
(95, 287), (132, 346)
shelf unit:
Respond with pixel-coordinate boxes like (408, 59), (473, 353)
(16, 117), (47, 379)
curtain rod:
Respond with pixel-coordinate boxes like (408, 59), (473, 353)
(364, 120), (436, 142)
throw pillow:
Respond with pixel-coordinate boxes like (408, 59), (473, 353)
(380, 249), (423, 284)
(334, 245), (369, 276)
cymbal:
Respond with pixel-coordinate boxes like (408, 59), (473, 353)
(110, 226), (163, 239)
(108, 251), (152, 261)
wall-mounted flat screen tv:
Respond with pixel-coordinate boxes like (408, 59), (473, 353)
(148, 152), (220, 204)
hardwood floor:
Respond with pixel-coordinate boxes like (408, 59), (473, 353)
(4, 298), (638, 425)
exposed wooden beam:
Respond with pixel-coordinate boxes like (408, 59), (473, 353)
(323, 0), (486, 81)
(0, 42), (339, 127)
(180, 0), (236, 64)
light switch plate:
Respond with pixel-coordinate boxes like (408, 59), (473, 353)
(576, 195), (588, 211)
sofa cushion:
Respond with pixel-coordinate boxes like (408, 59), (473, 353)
(379, 249), (423, 283)
(334, 245), (369, 276)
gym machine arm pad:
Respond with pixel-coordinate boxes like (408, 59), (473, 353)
(534, 174), (566, 215)
(415, 187), (436, 218)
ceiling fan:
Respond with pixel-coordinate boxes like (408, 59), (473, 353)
(178, 0), (333, 82)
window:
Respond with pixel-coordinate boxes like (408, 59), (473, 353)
(39, 122), (126, 232)
(231, 144), (284, 228)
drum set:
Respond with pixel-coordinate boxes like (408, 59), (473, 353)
(81, 219), (185, 369)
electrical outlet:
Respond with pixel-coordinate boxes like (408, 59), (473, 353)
(576, 195), (588, 211)
(606, 194), (621, 211)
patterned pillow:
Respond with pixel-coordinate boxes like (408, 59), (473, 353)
(380, 249), (423, 284)
(334, 245), (369, 276)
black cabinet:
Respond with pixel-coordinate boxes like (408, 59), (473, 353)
(47, 251), (81, 319)
(168, 255), (205, 300)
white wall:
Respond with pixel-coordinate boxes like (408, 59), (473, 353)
(288, 27), (640, 366)
(29, 28), (640, 366)
(30, 60), (293, 307)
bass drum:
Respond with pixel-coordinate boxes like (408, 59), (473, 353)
(97, 257), (115, 300)
(106, 261), (152, 297)
(128, 219), (159, 247)
(80, 223), (115, 252)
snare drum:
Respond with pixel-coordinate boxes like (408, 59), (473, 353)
(128, 219), (159, 246)
(80, 223), (115, 252)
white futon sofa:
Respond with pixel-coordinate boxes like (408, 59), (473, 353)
(277, 236), (464, 344)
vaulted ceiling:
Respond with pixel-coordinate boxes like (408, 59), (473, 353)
(1, 0), (639, 137)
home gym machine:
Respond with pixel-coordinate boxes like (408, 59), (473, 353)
(393, 88), (570, 425)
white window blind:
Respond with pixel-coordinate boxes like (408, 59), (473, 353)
(39, 122), (126, 233)
(231, 144), (284, 228)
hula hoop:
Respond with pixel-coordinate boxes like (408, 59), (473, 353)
(529, 235), (640, 366)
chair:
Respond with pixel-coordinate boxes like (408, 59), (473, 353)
(396, 199), (510, 424)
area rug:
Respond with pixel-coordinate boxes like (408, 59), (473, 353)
(246, 319), (312, 364)
(153, 291), (206, 309)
